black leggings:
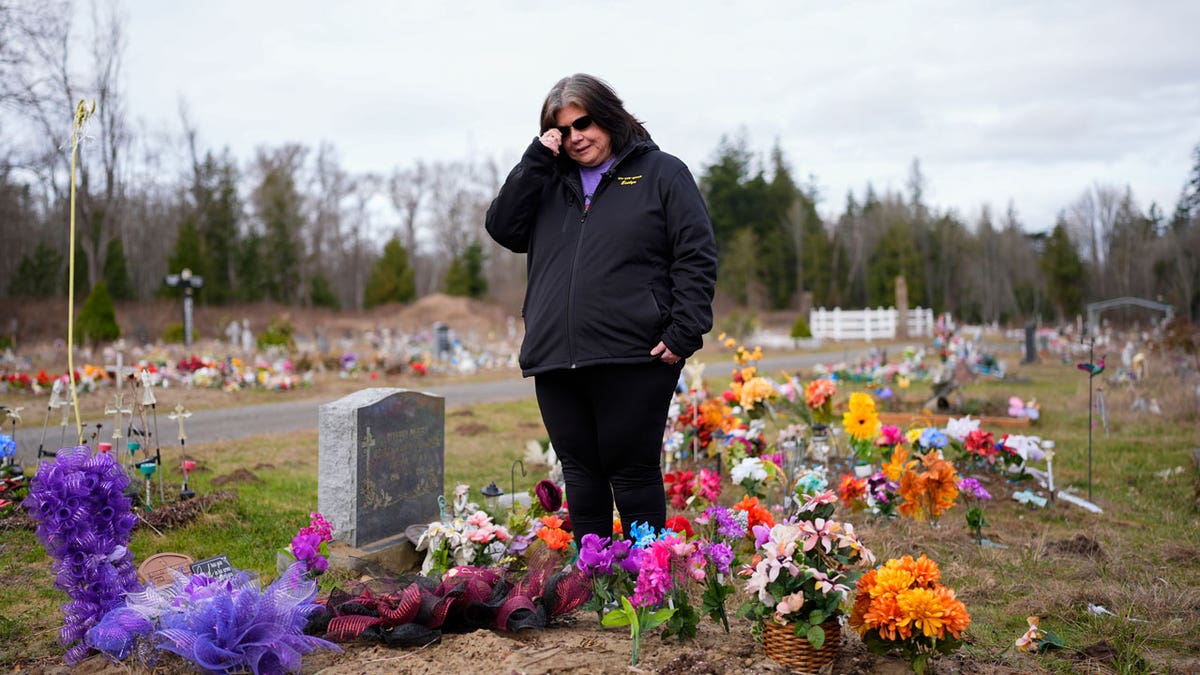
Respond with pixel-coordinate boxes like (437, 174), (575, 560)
(534, 361), (682, 545)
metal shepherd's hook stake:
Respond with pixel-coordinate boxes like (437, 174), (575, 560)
(510, 459), (526, 515)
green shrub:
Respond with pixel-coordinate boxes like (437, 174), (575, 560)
(257, 316), (295, 350)
(163, 322), (185, 344)
(790, 314), (812, 339)
(76, 280), (121, 343)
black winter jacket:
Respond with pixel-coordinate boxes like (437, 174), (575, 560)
(486, 137), (718, 377)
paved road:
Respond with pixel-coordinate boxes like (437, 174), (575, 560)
(10, 350), (869, 461)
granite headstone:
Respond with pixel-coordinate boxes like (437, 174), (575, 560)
(318, 388), (444, 548)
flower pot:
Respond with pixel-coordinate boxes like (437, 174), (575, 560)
(853, 463), (874, 478)
(762, 619), (842, 673)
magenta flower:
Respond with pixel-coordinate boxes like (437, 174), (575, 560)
(630, 542), (673, 608)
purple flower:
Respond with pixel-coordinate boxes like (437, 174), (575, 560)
(704, 505), (746, 540)
(702, 541), (735, 575)
(958, 477), (992, 501)
(291, 532), (327, 575)
(619, 545), (643, 575)
(507, 534), (532, 556)
(577, 533), (615, 576)
(752, 523), (772, 549)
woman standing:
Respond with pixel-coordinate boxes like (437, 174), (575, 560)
(486, 74), (717, 544)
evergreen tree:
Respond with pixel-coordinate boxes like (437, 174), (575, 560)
(309, 271), (341, 309)
(866, 219), (925, 308)
(363, 237), (416, 308)
(234, 230), (266, 302)
(72, 237), (91, 298)
(700, 135), (791, 307)
(251, 147), (306, 304)
(445, 240), (488, 298)
(77, 280), (121, 343)
(1040, 221), (1086, 321)
(102, 236), (133, 300)
(8, 241), (62, 297)
(164, 217), (206, 298)
(196, 151), (242, 305)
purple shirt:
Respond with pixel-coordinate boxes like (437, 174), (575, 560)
(580, 156), (616, 209)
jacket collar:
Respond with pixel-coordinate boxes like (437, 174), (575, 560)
(557, 139), (658, 197)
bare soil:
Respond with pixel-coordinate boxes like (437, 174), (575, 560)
(47, 616), (1031, 675)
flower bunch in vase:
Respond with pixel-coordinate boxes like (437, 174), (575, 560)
(849, 554), (970, 674)
(415, 510), (512, 577)
(841, 392), (882, 468)
(738, 491), (874, 652)
(804, 379), (837, 426)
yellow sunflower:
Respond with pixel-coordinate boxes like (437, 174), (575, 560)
(842, 406), (880, 441)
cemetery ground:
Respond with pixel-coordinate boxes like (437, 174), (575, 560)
(2, 349), (1199, 672)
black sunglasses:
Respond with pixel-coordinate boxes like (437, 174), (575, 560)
(555, 115), (593, 138)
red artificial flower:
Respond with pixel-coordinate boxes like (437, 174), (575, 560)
(665, 515), (694, 538)
(964, 429), (998, 463)
(663, 470), (696, 510)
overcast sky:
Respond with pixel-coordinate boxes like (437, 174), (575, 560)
(122, 1), (1200, 232)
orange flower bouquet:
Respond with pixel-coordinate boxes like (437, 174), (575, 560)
(849, 554), (970, 674)
(896, 450), (959, 526)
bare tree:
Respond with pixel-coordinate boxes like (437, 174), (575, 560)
(8, 0), (131, 289)
(388, 161), (428, 253)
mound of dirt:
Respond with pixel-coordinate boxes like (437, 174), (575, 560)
(211, 468), (262, 486)
(1048, 534), (1107, 560)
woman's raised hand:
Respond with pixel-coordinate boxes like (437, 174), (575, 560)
(539, 128), (562, 156)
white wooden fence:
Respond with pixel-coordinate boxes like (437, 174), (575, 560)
(809, 307), (938, 340)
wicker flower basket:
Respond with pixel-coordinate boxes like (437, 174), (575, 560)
(762, 619), (842, 673)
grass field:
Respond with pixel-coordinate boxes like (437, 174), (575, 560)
(1, 354), (1198, 672)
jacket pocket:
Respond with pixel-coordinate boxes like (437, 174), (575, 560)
(647, 288), (667, 323)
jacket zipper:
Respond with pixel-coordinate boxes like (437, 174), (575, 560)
(565, 169), (616, 368)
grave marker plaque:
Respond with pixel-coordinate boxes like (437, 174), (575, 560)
(138, 552), (193, 588)
(319, 388), (444, 548)
(190, 553), (236, 580)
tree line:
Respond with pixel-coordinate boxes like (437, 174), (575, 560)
(701, 136), (1200, 324)
(2, 1), (1198, 328)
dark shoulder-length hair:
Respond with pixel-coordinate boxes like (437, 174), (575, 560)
(539, 74), (650, 155)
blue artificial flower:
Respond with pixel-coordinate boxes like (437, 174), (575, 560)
(628, 521), (663, 549)
(919, 427), (949, 450)
(0, 434), (15, 458)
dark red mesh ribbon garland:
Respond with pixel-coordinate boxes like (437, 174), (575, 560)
(311, 544), (592, 646)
